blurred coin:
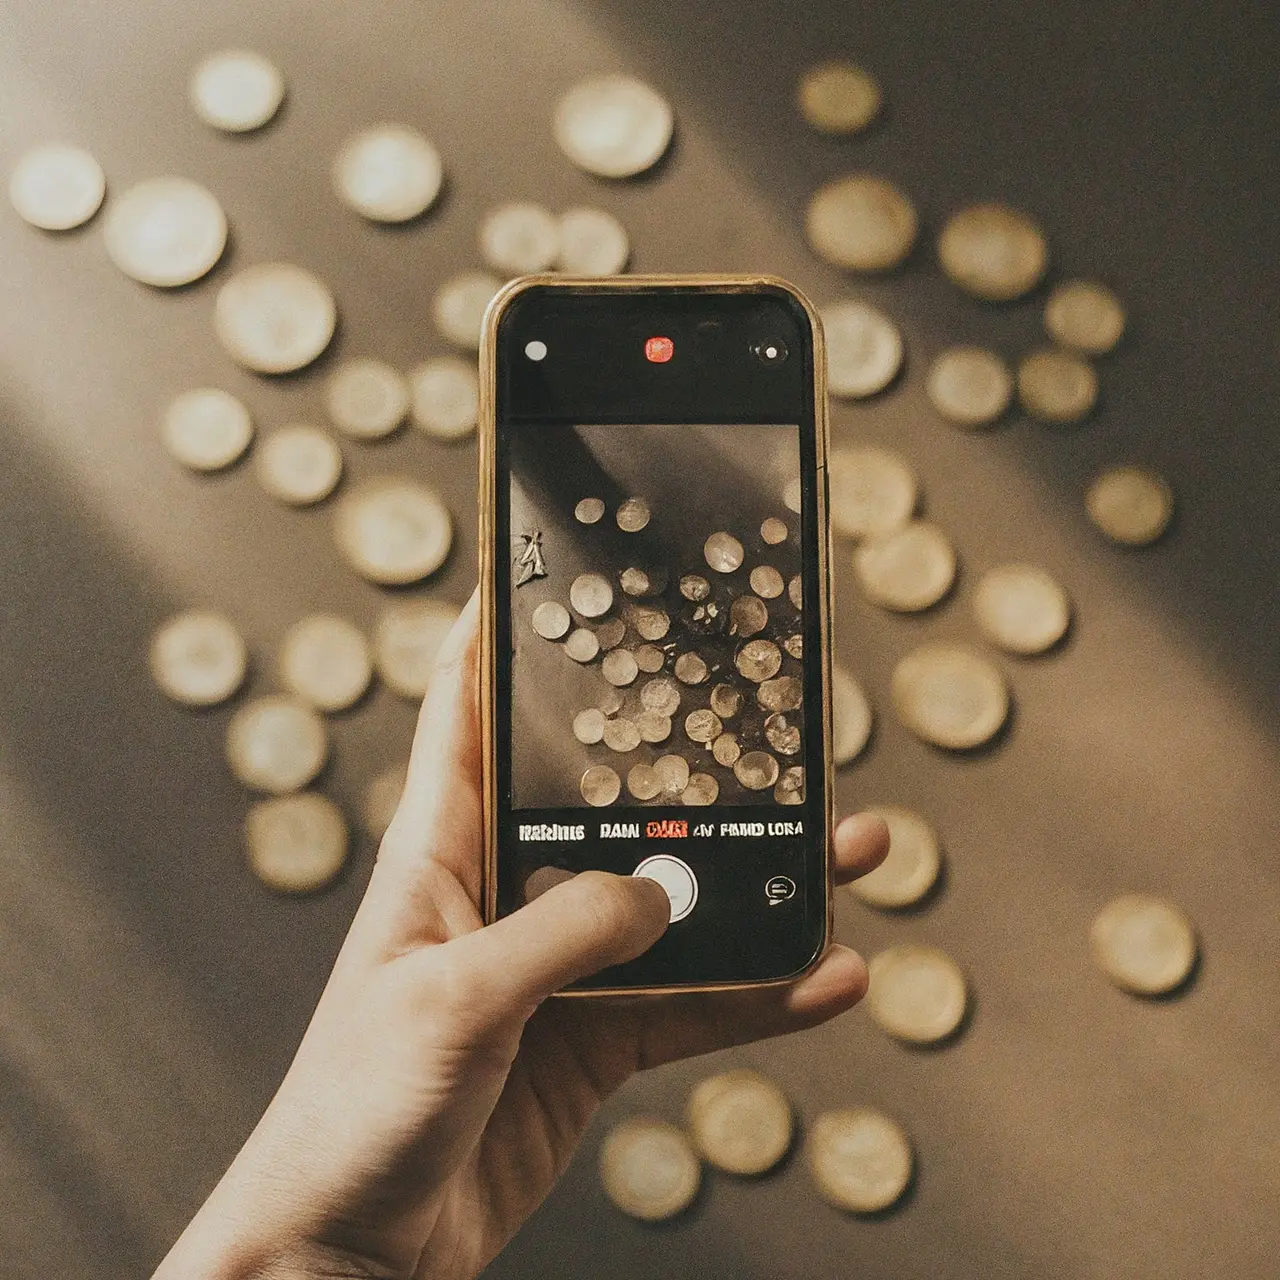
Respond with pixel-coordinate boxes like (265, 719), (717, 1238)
(532, 601), (572, 640)
(524, 865), (575, 903)
(557, 206), (630, 274)
(709, 684), (742, 719)
(245, 793), (347, 894)
(409, 356), (479, 440)
(734, 751), (779, 790)
(1086, 466), (1173, 545)
(684, 708), (722, 744)
(1017, 347), (1097, 423)
(9, 143), (105, 230)
(749, 566), (784, 599)
(798, 61), (881, 134)
(603, 717), (642, 753)
(689, 1070), (792, 1176)
(104, 176), (226, 286)
(595, 617), (627, 650)
(575, 497), (605, 524)
(162, 387), (253, 471)
(775, 766), (804, 804)
(616, 496), (651, 532)
(573, 707), (607, 744)
(642, 677), (681, 717)
(974, 564), (1070, 655)
(761, 516), (788, 545)
(620, 567), (652, 597)
(828, 446), (916, 539)
(808, 1108), (913, 1214)
(334, 124), (442, 222)
(867, 944), (967, 1043)
(680, 574), (711, 602)
(326, 358), (409, 440)
(925, 346), (1012, 428)
(832, 664), (872, 765)
(938, 203), (1047, 301)
(1045, 279), (1125, 354)
(432, 270), (501, 351)
(704, 532), (745, 573)
(1091, 894), (1198, 995)
(580, 764), (622, 806)
(362, 762), (408, 839)
(635, 710), (672, 743)
(632, 606), (670, 640)
(736, 639), (782, 683)
(653, 754), (690, 796)
(373, 598), (459, 697)
(784, 634), (803, 659)
(852, 806), (941, 908)
(682, 773), (719, 804)
(788, 575), (802, 610)
(627, 763), (662, 800)
(149, 610), (247, 706)
(822, 300), (903, 398)
(334, 476), (452, 584)
(279, 614), (371, 711)
(712, 733), (741, 766)
(806, 174), (917, 272)
(891, 643), (1007, 750)
(226, 695), (327, 794)
(479, 200), (559, 273)
(758, 675), (803, 713)
(554, 75), (674, 179)
(598, 688), (625, 715)
(600, 1118), (699, 1221)
(602, 649), (639, 686)
(190, 50), (285, 133)
(674, 652), (709, 685)
(564, 628), (601, 663)
(635, 643), (665, 672)
(571, 573), (614, 618)
(783, 476), (803, 514)
(255, 425), (342, 505)
(854, 521), (956, 612)
(729, 596), (769, 637)
(215, 263), (336, 373)
(764, 712), (801, 756)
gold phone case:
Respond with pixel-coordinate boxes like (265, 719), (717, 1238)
(478, 273), (833, 997)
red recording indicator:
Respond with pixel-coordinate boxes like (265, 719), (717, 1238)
(644, 335), (675, 363)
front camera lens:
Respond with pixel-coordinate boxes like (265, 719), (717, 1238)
(752, 339), (789, 365)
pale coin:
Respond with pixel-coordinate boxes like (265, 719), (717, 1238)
(822, 300), (904, 399)
(973, 564), (1071, 655)
(362, 762), (408, 839)
(573, 707), (607, 744)
(334, 477), (452, 584)
(783, 476), (803, 514)
(808, 1108), (913, 1214)
(684, 709), (722, 744)
(798, 61), (881, 135)
(712, 733), (741, 767)
(245, 793), (347, 894)
(827, 446), (917, 540)
(255, 425), (342, 505)
(620, 567), (652, 597)
(891, 643), (1008, 750)
(851, 806), (941, 908)
(788, 575), (803, 610)
(373, 599), (460, 698)
(653, 754), (691, 797)
(1017, 348), (1098, 423)
(764, 712), (802, 756)
(688, 1070), (793, 1175)
(775, 767), (804, 805)
(1086, 466), (1174, 546)
(575, 497), (605, 524)
(409, 356), (478, 441)
(104, 177), (226, 286)
(758, 675), (803, 714)
(734, 751), (779, 791)
(704, 532), (745, 573)
(867, 944), (967, 1043)
(682, 772), (719, 805)
(730, 596), (769, 637)
(570, 573), (614, 618)
(479, 201), (559, 274)
(603, 717), (642, 753)
(635, 644), (665, 672)
(616, 496), (651, 532)
(162, 387), (253, 471)
(1091, 894), (1198, 995)
(680, 574), (711, 601)
(580, 764), (621, 807)
(226, 695), (327, 794)
(189, 50), (285, 133)
(432, 271), (501, 351)
(600, 1118), (699, 1221)
(641, 677), (681, 717)
(709, 684), (742, 719)
(784, 633), (803, 659)
(925, 346), (1013, 428)
(598, 688), (626, 715)
(9, 143), (105, 230)
(564, 628), (601, 663)
(938, 203), (1047, 301)
(750, 565), (785, 599)
(279, 614), (371, 712)
(627, 763), (662, 800)
(635, 709), (672, 743)
(602, 649), (639, 686)
(674, 652), (709, 685)
(333, 124), (442, 222)
(806, 174), (917, 272)
(854, 521), (957, 612)
(214, 263), (336, 373)
(1045, 279), (1125, 355)
(554, 75), (674, 179)
(325, 358), (409, 440)
(631, 606), (670, 641)
(736, 639), (782, 683)
(532, 601), (572, 640)
(557, 207), (630, 275)
(761, 516), (788, 545)
(149, 611), (247, 707)
(832, 664), (872, 765)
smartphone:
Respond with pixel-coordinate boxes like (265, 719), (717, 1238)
(478, 275), (832, 994)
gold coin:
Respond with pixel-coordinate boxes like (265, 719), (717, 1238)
(788, 575), (802, 610)
(373, 598), (460, 698)
(279, 614), (372, 712)
(682, 773), (719, 805)
(709, 684), (742, 719)
(806, 174), (917, 272)
(215, 263), (337, 373)
(531, 601), (572, 641)
(674, 652), (709, 685)
(245, 793), (347, 894)
(554, 75), (674, 179)
(758, 675), (803, 713)
(255, 425), (343, 506)
(524, 865), (575, 903)
(362, 762), (407, 839)
(684, 708), (722, 744)
(775, 767), (804, 804)
(627, 763), (662, 800)
(575, 496), (605, 524)
(641, 677), (681, 716)
(783, 476), (803, 514)
(1044, 279), (1125, 355)
(749, 566), (784, 599)
(764, 712), (802, 756)
(735, 639), (782, 683)
(325, 358), (409, 440)
(925, 346), (1013, 428)
(409, 355), (479, 441)
(653, 754), (691, 796)
(620, 567), (653, 597)
(761, 517), (788, 545)
(1017, 347), (1097, 423)
(807, 1108), (913, 1213)
(973, 564), (1071, 655)
(822, 300), (904, 399)
(832, 664), (872, 765)
(867, 944), (967, 1043)
(580, 765), (621, 806)
(333, 124), (443, 222)
(680, 574), (711, 601)
(557, 207), (630, 275)
(149, 610), (247, 707)
(631, 606), (670, 640)
(479, 200), (560, 274)
(688, 1070), (793, 1175)
(602, 648), (639, 686)
(573, 707), (607, 744)
(599, 1118), (700, 1221)
(616, 496), (651, 532)
(734, 751), (779, 791)
(704, 531), (745, 573)
(564, 628), (601, 663)
(1091, 894), (1197, 995)
(828, 446), (917, 540)
(1086, 466), (1173, 545)
(105, 176), (226, 287)
(9, 143), (105, 230)
(602, 717), (642, 753)
(598, 688), (625, 715)
(784, 634), (803, 659)
(334, 476), (452, 584)
(226, 696), (328, 794)
(797, 61), (881, 134)
(938, 203), (1047, 301)
(432, 271), (501, 351)
(712, 733), (741, 766)
(854, 521), (957, 612)
(190, 50), (285, 133)
(162, 388), (253, 472)
(635, 710), (672, 743)
(729, 596), (769, 637)
(635, 643), (665, 672)
(851, 806), (942, 908)
(891, 643), (1008, 750)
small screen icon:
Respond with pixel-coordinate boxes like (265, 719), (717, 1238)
(765, 875), (796, 906)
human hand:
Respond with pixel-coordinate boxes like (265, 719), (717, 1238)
(156, 591), (889, 1280)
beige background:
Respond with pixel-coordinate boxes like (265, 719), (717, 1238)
(1, 1), (1277, 1277)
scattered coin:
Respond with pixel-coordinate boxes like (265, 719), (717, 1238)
(684, 709), (722, 744)
(162, 387), (253, 471)
(867, 944), (967, 1043)
(602, 649), (639, 686)
(832, 664), (872, 765)
(784, 634), (803, 659)
(822, 300), (904, 398)
(373, 598), (460, 698)
(334, 476), (452, 585)
(620, 567), (653, 597)
(680, 574), (711, 602)
(758, 675), (803, 713)
(788, 575), (802, 610)
(627, 763), (662, 800)
(712, 733), (741, 766)
(938, 203), (1047, 301)
(479, 200), (560, 274)
(704, 532), (744, 573)
(557, 206), (630, 274)
(641, 677), (681, 717)
(635, 643), (665, 672)
(688, 1070), (793, 1176)
(806, 174), (917, 272)
(891, 643), (1008, 750)
(632, 606), (670, 640)
(783, 476), (803, 514)
(570, 573), (613, 619)
(1086, 466), (1174, 545)
(598, 688), (625, 715)
(564, 628), (601, 663)
(580, 764), (622, 807)
(409, 355), (479, 441)
(432, 271), (501, 351)
(682, 773), (719, 805)
(653, 754), (691, 796)
(808, 1108), (913, 1213)
(9, 143), (106, 230)
(1017, 347), (1098, 423)
(554, 75), (674, 179)
(674, 652), (709, 685)
(761, 517), (788, 545)
(573, 707), (607, 744)
(149, 610), (247, 707)
(729, 596), (769, 637)
(973, 564), (1071, 655)
(255, 425), (342, 505)
(925, 346), (1013, 428)
(189, 50), (285, 133)
(215, 263), (337, 373)
(245, 793), (347, 894)
(828, 446), (917, 540)
(736, 639), (782, 683)
(734, 750), (780, 791)
(532, 601), (572, 640)
(226, 695), (327, 794)
(524, 865), (575, 903)
(709, 684), (742, 719)
(616, 496), (651, 532)
(575, 497), (605, 524)
(1044, 279), (1125, 354)
(325, 358), (409, 440)
(749, 566), (785, 599)
(333, 124), (443, 222)
(775, 766), (804, 804)
(1091, 894), (1198, 995)
(797, 61), (881, 135)
(854, 521), (957, 612)
(852, 806), (942, 908)
(635, 710), (672, 743)
(764, 712), (802, 756)
(104, 177), (226, 287)
(362, 762), (408, 839)
(603, 717), (642, 753)
(279, 614), (372, 711)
